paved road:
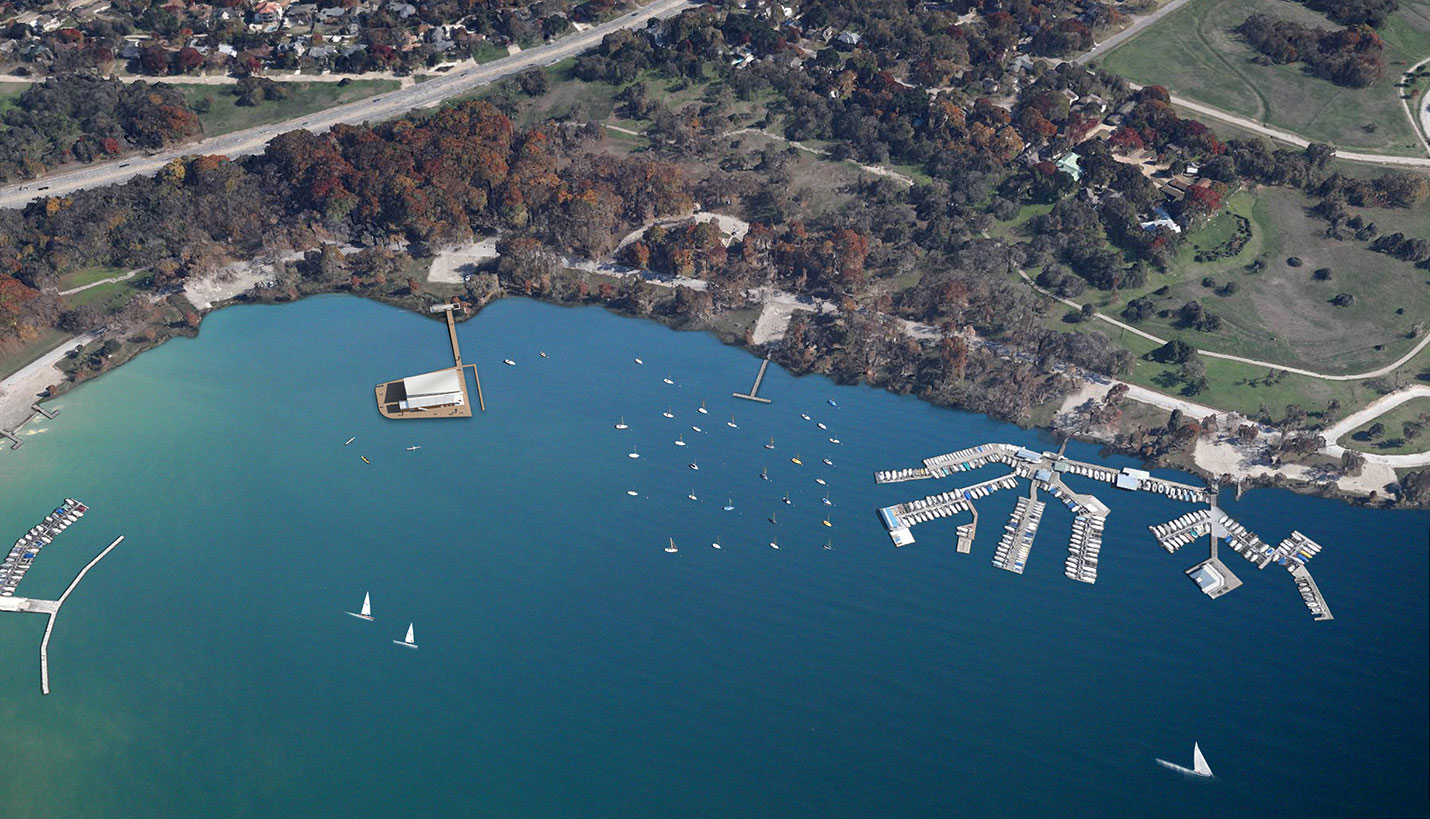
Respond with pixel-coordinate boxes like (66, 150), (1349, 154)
(1320, 385), (1430, 467)
(0, 0), (693, 210)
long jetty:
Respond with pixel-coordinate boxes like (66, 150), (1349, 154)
(733, 358), (772, 403)
(873, 442), (1334, 620)
(40, 535), (125, 695)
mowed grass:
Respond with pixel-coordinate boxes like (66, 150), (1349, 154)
(1079, 187), (1430, 374)
(0, 326), (69, 382)
(55, 265), (128, 291)
(176, 79), (401, 137)
(1099, 0), (1430, 155)
(0, 82), (28, 125)
(1340, 396), (1430, 454)
(63, 277), (142, 313)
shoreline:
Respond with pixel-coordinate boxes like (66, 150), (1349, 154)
(6, 273), (1426, 509)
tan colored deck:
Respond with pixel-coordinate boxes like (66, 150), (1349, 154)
(374, 304), (484, 419)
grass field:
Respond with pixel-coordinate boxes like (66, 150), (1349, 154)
(1072, 187), (1430, 374)
(1099, 0), (1430, 156)
(0, 326), (69, 382)
(63, 277), (142, 313)
(55, 265), (129, 292)
(0, 82), (27, 124)
(1339, 396), (1430, 453)
(177, 79), (400, 137)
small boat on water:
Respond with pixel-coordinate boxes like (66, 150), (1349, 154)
(688, 490), (698, 501)
(688, 462), (699, 470)
(1156, 743), (1213, 778)
(615, 416), (629, 430)
(503, 359), (516, 366)
(346, 591), (374, 621)
(635, 357), (644, 365)
(674, 434), (686, 447)
(764, 437), (775, 450)
(662, 406), (674, 419)
(393, 623), (418, 649)
(691, 425), (703, 433)
(627, 489), (639, 496)
(344, 436), (356, 446)
(727, 414), (738, 429)
(698, 400), (708, 414)
(769, 537), (780, 550)
(406, 446), (421, 451)
(821, 493), (832, 506)
(663, 376), (675, 385)
(791, 452), (803, 465)
(822, 458), (834, 466)
(628, 446), (640, 459)
(723, 497), (734, 511)
(822, 515), (832, 527)
(817, 422), (827, 430)
(815, 477), (827, 486)
(768, 511), (778, 525)
(829, 437), (841, 445)
(665, 537), (679, 554)
(361, 456), (371, 464)
(759, 467), (769, 481)
(824, 538), (832, 550)
(827, 399), (838, 407)
(539, 351), (548, 358)
(782, 492), (792, 506)
(711, 537), (721, 549)
(800, 413), (811, 421)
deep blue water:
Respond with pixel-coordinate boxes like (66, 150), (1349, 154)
(0, 295), (1425, 817)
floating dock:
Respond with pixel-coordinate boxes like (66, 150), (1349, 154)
(374, 302), (484, 419)
(733, 357), (773, 403)
(873, 442), (1333, 619)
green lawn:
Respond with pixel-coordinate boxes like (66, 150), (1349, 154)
(0, 82), (27, 125)
(1079, 187), (1430, 374)
(55, 265), (128, 291)
(1099, 0), (1430, 156)
(1339, 396), (1430, 454)
(176, 79), (401, 137)
(63, 277), (142, 313)
(0, 326), (69, 382)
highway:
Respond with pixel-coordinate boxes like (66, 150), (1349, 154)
(0, 0), (693, 210)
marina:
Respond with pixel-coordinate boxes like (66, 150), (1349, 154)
(875, 443), (1333, 618)
(733, 357), (773, 403)
(374, 301), (485, 419)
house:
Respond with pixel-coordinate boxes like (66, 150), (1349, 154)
(834, 30), (861, 47)
(1054, 151), (1082, 181)
(317, 6), (346, 22)
(1011, 54), (1034, 73)
(252, 1), (283, 23)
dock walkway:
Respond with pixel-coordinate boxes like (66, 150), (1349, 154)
(733, 358), (773, 403)
(40, 535), (124, 695)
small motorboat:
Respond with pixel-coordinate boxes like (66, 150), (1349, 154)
(346, 591), (374, 621)
(790, 452), (803, 465)
(662, 407), (674, 419)
(665, 537), (678, 554)
(697, 400), (708, 414)
(503, 359), (517, 366)
(361, 456), (371, 464)
(393, 623), (418, 650)
(688, 462), (699, 471)
(615, 416), (629, 430)
(663, 376), (675, 385)
(406, 446), (421, 452)
(723, 497), (734, 511)
(627, 489), (639, 496)
(674, 435), (686, 447)
(688, 490), (698, 501)
(344, 436), (356, 446)
(727, 414), (738, 429)
(822, 458), (833, 466)
(764, 437), (775, 450)
(628, 447), (640, 459)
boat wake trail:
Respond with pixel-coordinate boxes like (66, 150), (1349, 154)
(1155, 759), (1201, 776)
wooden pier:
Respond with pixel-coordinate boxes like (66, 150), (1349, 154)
(733, 358), (773, 403)
(374, 301), (484, 418)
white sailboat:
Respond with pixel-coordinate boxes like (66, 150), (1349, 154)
(615, 416), (629, 430)
(627, 488), (639, 496)
(344, 436), (357, 446)
(674, 434), (686, 446)
(688, 489), (698, 501)
(346, 591), (374, 621)
(393, 623), (418, 649)
(406, 445), (421, 451)
(711, 536), (722, 549)
(723, 497), (734, 511)
(628, 446), (640, 459)
(665, 537), (679, 554)
(727, 414), (738, 429)
(663, 376), (675, 385)
(698, 400), (708, 414)
(662, 406), (675, 419)
(1156, 743), (1213, 777)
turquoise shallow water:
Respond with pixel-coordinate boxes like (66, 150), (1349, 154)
(0, 295), (1425, 817)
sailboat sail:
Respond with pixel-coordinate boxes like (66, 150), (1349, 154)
(360, 592), (371, 618)
(1192, 743), (1211, 777)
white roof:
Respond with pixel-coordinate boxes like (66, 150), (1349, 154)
(404, 368), (461, 398)
(1190, 564), (1223, 591)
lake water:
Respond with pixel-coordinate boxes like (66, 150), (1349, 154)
(0, 295), (1425, 817)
